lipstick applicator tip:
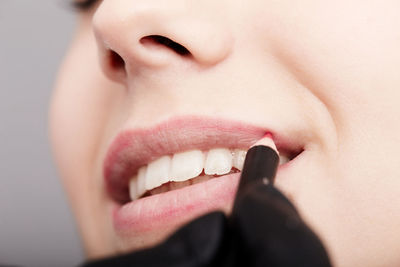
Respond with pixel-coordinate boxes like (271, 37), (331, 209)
(251, 134), (279, 155)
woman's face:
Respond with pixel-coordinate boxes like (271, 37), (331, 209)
(50, 0), (400, 266)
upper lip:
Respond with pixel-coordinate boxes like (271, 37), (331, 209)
(103, 115), (305, 203)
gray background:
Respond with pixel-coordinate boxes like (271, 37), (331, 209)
(0, 1), (84, 266)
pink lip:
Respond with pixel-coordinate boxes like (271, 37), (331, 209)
(114, 172), (241, 234)
(104, 115), (304, 234)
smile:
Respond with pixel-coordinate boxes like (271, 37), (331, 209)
(103, 115), (304, 233)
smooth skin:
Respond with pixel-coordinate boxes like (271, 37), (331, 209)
(50, 0), (400, 266)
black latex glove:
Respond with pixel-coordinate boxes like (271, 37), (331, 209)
(83, 145), (332, 267)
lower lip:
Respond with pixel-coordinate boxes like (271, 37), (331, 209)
(113, 172), (241, 234)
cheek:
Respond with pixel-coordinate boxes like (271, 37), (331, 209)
(262, 0), (400, 123)
(49, 30), (123, 256)
(50, 32), (107, 197)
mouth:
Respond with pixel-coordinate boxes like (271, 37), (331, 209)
(104, 116), (304, 234)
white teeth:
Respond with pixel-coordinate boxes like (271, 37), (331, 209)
(129, 145), (291, 201)
(137, 167), (147, 198)
(145, 155), (171, 190)
(279, 154), (290, 165)
(232, 149), (247, 171)
(170, 150), (204, 182)
(204, 148), (233, 175)
(130, 167), (147, 201)
(129, 175), (138, 201)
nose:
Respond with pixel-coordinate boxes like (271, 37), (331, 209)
(93, 0), (234, 84)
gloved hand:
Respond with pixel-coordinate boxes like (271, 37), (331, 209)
(83, 143), (332, 267)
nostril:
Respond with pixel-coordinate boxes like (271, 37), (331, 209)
(140, 35), (191, 56)
(108, 49), (126, 72)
